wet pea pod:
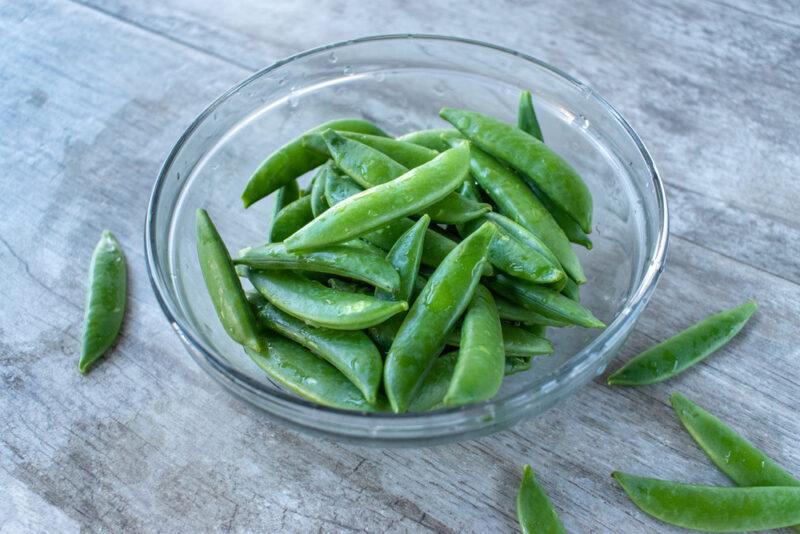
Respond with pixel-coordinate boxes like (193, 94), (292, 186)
(441, 107), (593, 234)
(196, 210), (263, 353)
(376, 214), (429, 302)
(493, 294), (571, 328)
(309, 163), (331, 217)
(517, 90), (544, 142)
(79, 230), (127, 374)
(398, 128), (462, 152)
(235, 242), (400, 293)
(285, 144), (471, 252)
(249, 269), (407, 330)
(612, 471), (800, 533)
(445, 323), (553, 358)
(241, 118), (388, 207)
(517, 465), (567, 534)
(269, 195), (313, 243)
(489, 274), (604, 329)
(248, 293), (382, 404)
(607, 300), (757, 386)
(339, 131), (439, 168)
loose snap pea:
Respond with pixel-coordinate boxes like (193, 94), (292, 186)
(241, 118), (388, 207)
(196, 210), (263, 352)
(79, 230), (127, 374)
(607, 300), (757, 386)
(384, 222), (495, 413)
(249, 269), (407, 330)
(612, 471), (800, 532)
(561, 276), (580, 302)
(489, 274), (605, 329)
(248, 293), (382, 404)
(339, 131), (439, 168)
(236, 242), (399, 293)
(376, 214), (429, 302)
(310, 163), (331, 217)
(245, 337), (386, 412)
(445, 323), (553, 358)
(517, 90), (544, 142)
(517, 465), (567, 534)
(493, 294), (571, 328)
(443, 286), (504, 406)
(441, 107), (593, 233)
(285, 144), (470, 252)
(398, 128), (462, 152)
(269, 194), (313, 243)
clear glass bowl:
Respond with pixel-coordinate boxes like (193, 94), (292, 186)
(145, 35), (668, 446)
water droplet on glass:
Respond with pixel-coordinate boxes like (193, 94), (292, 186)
(343, 65), (352, 76)
(328, 52), (338, 64)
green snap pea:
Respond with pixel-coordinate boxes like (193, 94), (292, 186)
(443, 286), (504, 406)
(245, 336), (386, 412)
(241, 118), (387, 207)
(285, 144), (470, 252)
(79, 230), (127, 374)
(505, 357), (532, 375)
(493, 294), (571, 328)
(517, 465), (567, 534)
(561, 276), (580, 302)
(612, 471), (800, 532)
(196, 210), (263, 353)
(607, 300), (757, 386)
(517, 90), (544, 142)
(528, 180), (593, 250)
(445, 323), (553, 358)
(441, 107), (593, 234)
(339, 131), (439, 168)
(398, 128), (462, 152)
(235, 242), (400, 293)
(269, 180), (300, 242)
(407, 352), (458, 413)
(489, 274), (604, 329)
(384, 222), (495, 413)
(249, 269), (407, 330)
(269, 194), (313, 243)
(376, 214), (429, 302)
(248, 293), (382, 404)
(310, 163), (331, 217)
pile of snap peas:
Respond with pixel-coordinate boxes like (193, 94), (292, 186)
(197, 90), (605, 413)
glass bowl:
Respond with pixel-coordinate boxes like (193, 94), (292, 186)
(145, 35), (668, 446)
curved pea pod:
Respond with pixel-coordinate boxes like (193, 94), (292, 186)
(309, 163), (331, 217)
(505, 357), (532, 376)
(196, 210), (262, 353)
(561, 276), (580, 302)
(443, 286), (504, 406)
(489, 274), (604, 329)
(269, 195), (313, 243)
(339, 131), (439, 168)
(517, 465), (567, 534)
(245, 336), (387, 412)
(249, 269), (407, 330)
(527, 179), (593, 249)
(493, 294), (571, 327)
(407, 352), (458, 413)
(612, 471), (800, 533)
(517, 90), (543, 142)
(398, 128), (462, 152)
(248, 294), (382, 404)
(241, 118), (388, 207)
(376, 214), (429, 302)
(607, 300), (757, 386)
(235, 242), (400, 293)
(445, 322), (553, 358)
(79, 231), (127, 374)
(384, 222), (495, 413)
(441, 107), (593, 233)
(285, 144), (471, 252)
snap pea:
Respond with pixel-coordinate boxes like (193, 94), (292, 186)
(612, 471), (800, 532)
(376, 214), (429, 302)
(445, 323), (553, 358)
(561, 276), (580, 302)
(517, 465), (567, 534)
(269, 195), (313, 243)
(407, 352), (458, 413)
(248, 293), (382, 404)
(493, 294), (571, 328)
(441, 107), (593, 233)
(443, 286), (504, 406)
(269, 180), (300, 242)
(236, 242), (400, 293)
(310, 163), (331, 217)
(505, 357), (532, 376)
(79, 230), (127, 374)
(245, 337), (386, 412)
(489, 274), (605, 329)
(249, 269), (407, 330)
(241, 118), (387, 207)
(339, 131), (439, 168)
(398, 128), (461, 152)
(607, 300), (757, 386)
(285, 144), (470, 252)
(196, 210), (262, 352)
(517, 90), (543, 142)
(528, 179), (593, 249)
(384, 222), (495, 413)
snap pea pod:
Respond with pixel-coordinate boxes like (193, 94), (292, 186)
(612, 471), (800, 533)
(517, 90), (543, 142)
(310, 163), (331, 217)
(339, 131), (439, 168)
(248, 293), (382, 404)
(321, 130), (490, 224)
(445, 323), (553, 357)
(245, 337), (387, 412)
(505, 357), (532, 376)
(79, 230), (127, 374)
(489, 274), (605, 329)
(443, 286), (504, 406)
(269, 180), (300, 242)
(285, 144), (470, 251)
(249, 269), (407, 330)
(398, 128), (461, 152)
(671, 392), (800, 533)
(441, 107), (593, 233)
(517, 465), (567, 534)
(527, 179), (593, 249)
(376, 214), (429, 302)
(408, 352), (458, 413)
(269, 195), (313, 243)
(241, 118), (388, 207)
(236, 242), (400, 293)
(196, 210), (262, 353)
(493, 294), (571, 328)
(384, 222), (496, 413)
(607, 300), (757, 386)
(561, 276), (580, 302)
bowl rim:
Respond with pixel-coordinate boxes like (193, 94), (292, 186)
(144, 34), (669, 432)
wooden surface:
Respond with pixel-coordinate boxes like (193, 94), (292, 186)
(1, 0), (799, 532)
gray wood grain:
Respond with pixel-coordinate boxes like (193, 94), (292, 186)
(1, 0), (798, 532)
